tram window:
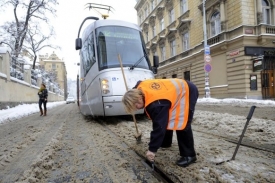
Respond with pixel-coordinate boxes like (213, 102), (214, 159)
(82, 32), (96, 76)
(96, 26), (150, 71)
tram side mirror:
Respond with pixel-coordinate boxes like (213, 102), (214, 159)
(75, 38), (82, 50)
(153, 55), (159, 68)
(152, 67), (158, 74)
(152, 55), (159, 74)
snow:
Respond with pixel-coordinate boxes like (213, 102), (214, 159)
(198, 97), (275, 107)
(10, 76), (30, 86)
(0, 47), (11, 53)
(0, 98), (274, 125)
(0, 72), (7, 78)
(0, 101), (65, 124)
(24, 64), (31, 70)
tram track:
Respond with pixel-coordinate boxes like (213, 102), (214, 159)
(91, 116), (178, 183)
(193, 128), (275, 154)
(91, 113), (275, 183)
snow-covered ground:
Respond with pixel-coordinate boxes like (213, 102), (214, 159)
(0, 98), (274, 182)
(0, 101), (65, 124)
(1, 98), (275, 125)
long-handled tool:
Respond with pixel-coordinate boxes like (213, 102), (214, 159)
(216, 105), (256, 165)
(118, 54), (142, 142)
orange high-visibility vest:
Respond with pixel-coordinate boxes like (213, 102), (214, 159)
(138, 79), (190, 130)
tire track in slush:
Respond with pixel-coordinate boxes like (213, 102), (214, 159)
(0, 105), (70, 183)
(46, 108), (160, 182)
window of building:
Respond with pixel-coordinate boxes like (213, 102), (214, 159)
(210, 11), (221, 36)
(182, 32), (189, 52)
(52, 63), (56, 70)
(180, 0), (187, 14)
(145, 7), (148, 17)
(169, 8), (175, 24)
(160, 18), (164, 31)
(139, 15), (142, 24)
(151, 0), (155, 11)
(172, 74), (177, 78)
(152, 25), (156, 37)
(170, 39), (176, 57)
(184, 71), (190, 81)
(145, 31), (149, 42)
(162, 76), (166, 79)
(160, 46), (166, 61)
(262, 0), (271, 24)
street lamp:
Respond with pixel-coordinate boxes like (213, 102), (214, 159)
(203, 0), (211, 98)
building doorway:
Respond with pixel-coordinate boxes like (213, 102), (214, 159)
(261, 70), (275, 99)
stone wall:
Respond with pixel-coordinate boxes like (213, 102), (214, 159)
(0, 49), (64, 110)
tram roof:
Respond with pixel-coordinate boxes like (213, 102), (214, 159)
(81, 19), (141, 40)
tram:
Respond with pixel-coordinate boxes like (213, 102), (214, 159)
(75, 17), (159, 116)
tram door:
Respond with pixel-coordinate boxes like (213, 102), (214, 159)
(261, 70), (275, 98)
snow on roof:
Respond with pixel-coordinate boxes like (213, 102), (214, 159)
(0, 47), (11, 54)
(22, 56), (33, 65)
(24, 65), (31, 70)
(0, 72), (7, 78)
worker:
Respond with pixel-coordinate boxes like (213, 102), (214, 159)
(122, 78), (199, 167)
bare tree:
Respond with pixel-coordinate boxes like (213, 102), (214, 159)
(24, 24), (59, 69)
(0, 0), (58, 58)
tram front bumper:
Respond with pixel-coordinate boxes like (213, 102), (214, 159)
(103, 96), (144, 116)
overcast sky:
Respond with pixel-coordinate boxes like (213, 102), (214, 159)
(0, 0), (138, 80)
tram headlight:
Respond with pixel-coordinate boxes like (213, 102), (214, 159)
(102, 84), (109, 89)
(101, 79), (110, 94)
(101, 79), (108, 85)
(102, 90), (109, 94)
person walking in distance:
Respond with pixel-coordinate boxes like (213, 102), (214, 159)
(38, 83), (48, 116)
(122, 78), (199, 167)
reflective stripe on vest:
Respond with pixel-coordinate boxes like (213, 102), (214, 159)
(139, 79), (189, 130)
(168, 79), (189, 130)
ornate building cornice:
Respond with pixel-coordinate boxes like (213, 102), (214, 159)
(156, 6), (165, 18)
(198, 0), (226, 14)
(165, 0), (174, 10)
(149, 15), (156, 25)
(135, 0), (146, 11)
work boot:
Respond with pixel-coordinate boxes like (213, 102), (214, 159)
(176, 156), (197, 167)
(40, 109), (43, 116)
(44, 109), (47, 116)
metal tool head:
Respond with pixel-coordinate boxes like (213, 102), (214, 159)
(134, 132), (142, 142)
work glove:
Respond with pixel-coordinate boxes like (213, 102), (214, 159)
(146, 150), (155, 162)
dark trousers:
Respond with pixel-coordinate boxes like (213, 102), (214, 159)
(39, 99), (47, 110)
(161, 80), (198, 157)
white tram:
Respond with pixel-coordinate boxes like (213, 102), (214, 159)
(75, 17), (159, 116)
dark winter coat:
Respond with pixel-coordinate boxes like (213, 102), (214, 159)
(38, 89), (48, 100)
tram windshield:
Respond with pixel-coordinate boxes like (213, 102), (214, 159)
(96, 26), (150, 70)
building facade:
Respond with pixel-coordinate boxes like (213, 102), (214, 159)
(135, 0), (275, 99)
(39, 51), (68, 99)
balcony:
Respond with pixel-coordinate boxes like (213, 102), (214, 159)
(257, 24), (275, 35)
(207, 32), (226, 46)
